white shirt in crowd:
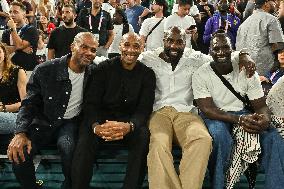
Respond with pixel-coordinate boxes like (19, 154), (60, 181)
(192, 57), (264, 112)
(171, 3), (200, 16)
(139, 17), (165, 51)
(63, 68), (85, 119)
(108, 24), (134, 54)
(102, 3), (115, 18)
(139, 47), (212, 112)
(0, 0), (9, 14)
(164, 13), (196, 48)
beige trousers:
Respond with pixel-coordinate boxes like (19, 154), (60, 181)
(147, 106), (212, 189)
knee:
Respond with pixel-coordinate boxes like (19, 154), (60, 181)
(149, 131), (172, 152)
(57, 135), (76, 156)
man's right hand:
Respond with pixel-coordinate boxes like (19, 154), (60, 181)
(7, 133), (32, 164)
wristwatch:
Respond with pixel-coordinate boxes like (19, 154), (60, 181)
(9, 28), (16, 32)
(129, 122), (135, 132)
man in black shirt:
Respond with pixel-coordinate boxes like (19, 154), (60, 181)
(47, 4), (87, 60)
(1, 1), (38, 71)
(72, 33), (156, 189)
(77, 0), (114, 57)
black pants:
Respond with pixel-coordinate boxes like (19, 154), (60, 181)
(72, 126), (150, 189)
(12, 119), (78, 189)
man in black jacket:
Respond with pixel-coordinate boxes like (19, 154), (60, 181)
(7, 32), (98, 189)
(71, 33), (156, 189)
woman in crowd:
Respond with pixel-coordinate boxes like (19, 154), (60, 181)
(0, 43), (27, 134)
(260, 44), (284, 94)
(37, 15), (56, 37)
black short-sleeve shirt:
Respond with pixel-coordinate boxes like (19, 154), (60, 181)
(77, 9), (113, 46)
(47, 25), (87, 58)
(2, 25), (39, 71)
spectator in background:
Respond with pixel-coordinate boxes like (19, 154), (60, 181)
(2, 1), (39, 72)
(125, 0), (149, 33)
(0, 0), (10, 31)
(279, 0), (284, 33)
(37, 15), (56, 36)
(17, 0), (35, 25)
(164, 0), (197, 48)
(203, 0), (240, 49)
(102, 0), (117, 18)
(236, 0), (284, 76)
(7, 32), (98, 189)
(55, 0), (74, 26)
(36, 29), (48, 64)
(197, 0), (214, 53)
(0, 42), (27, 134)
(108, 8), (134, 58)
(77, 0), (114, 57)
(76, 0), (92, 14)
(139, 0), (168, 51)
(48, 4), (87, 59)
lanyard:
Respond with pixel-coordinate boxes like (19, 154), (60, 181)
(219, 14), (229, 33)
(89, 11), (104, 32)
(270, 70), (280, 82)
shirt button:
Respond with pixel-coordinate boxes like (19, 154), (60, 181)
(66, 92), (69, 94)
(63, 105), (66, 107)
(58, 117), (61, 120)
(36, 128), (39, 130)
(124, 99), (127, 102)
(49, 124), (52, 127)
(48, 97), (52, 99)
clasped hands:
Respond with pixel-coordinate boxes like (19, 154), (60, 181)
(239, 113), (270, 134)
(93, 120), (131, 141)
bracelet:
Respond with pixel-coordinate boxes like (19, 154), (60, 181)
(129, 122), (135, 132)
(238, 114), (244, 125)
(239, 49), (250, 56)
(1, 104), (6, 112)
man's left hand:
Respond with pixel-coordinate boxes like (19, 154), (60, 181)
(100, 121), (131, 141)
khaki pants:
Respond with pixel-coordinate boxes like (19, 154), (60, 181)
(147, 106), (212, 189)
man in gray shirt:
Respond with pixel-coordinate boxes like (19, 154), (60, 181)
(236, 0), (284, 76)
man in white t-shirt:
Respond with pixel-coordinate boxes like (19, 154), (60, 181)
(192, 30), (283, 189)
(164, 0), (197, 48)
(139, 0), (168, 51)
(139, 26), (255, 189)
(7, 32), (98, 189)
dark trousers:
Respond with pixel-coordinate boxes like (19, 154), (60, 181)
(12, 119), (78, 189)
(72, 126), (150, 189)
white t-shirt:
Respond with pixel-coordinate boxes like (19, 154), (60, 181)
(108, 24), (134, 54)
(0, 0), (9, 14)
(63, 68), (85, 119)
(192, 62), (264, 112)
(164, 13), (196, 48)
(139, 17), (165, 51)
(102, 3), (115, 18)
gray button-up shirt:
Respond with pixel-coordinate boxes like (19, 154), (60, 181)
(236, 9), (284, 76)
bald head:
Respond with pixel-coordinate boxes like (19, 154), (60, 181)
(164, 26), (186, 42)
(120, 33), (143, 47)
(73, 32), (99, 46)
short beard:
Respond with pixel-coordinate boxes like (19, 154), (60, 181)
(64, 20), (74, 27)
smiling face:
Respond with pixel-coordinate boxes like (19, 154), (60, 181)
(71, 33), (98, 69)
(210, 35), (232, 64)
(163, 27), (186, 60)
(119, 33), (143, 70)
